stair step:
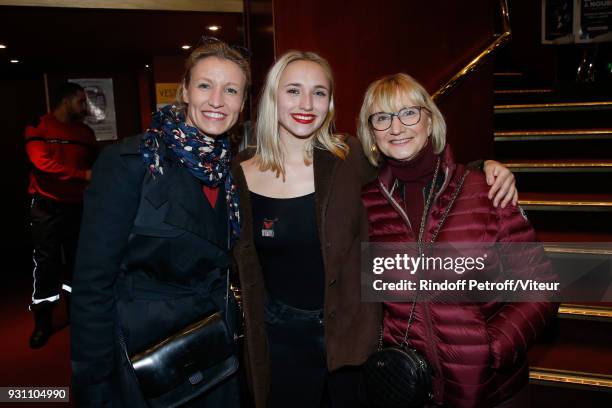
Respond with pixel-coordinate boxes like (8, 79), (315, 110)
(529, 383), (612, 407)
(503, 159), (612, 172)
(494, 72), (525, 77)
(528, 318), (612, 377)
(519, 193), (612, 211)
(529, 368), (612, 390)
(558, 304), (612, 322)
(536, 228), (612, 244)
(495, 110), (611, 131)
(494, 84), (611, 104)
(511, 171), (611, 194)
(537, 231), (612, 242)
(495, 101), (612, 114)
(495, 139), (612, 160)
(494, 88), (554, 94)
(544, 243), (612, 256)
(495, 129), (612, 141)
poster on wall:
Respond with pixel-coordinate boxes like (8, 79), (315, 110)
(578, 0), (612, 42)
(156, 83), (180, 110)
(542, 0), (575, 43)
(543, 0), (612, 44)
(68, 78), (118, 141)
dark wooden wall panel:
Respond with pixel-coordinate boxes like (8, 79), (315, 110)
(0, 77), (46, 269)
(272, 0), (496, 162)
(244, 0), (275, 117)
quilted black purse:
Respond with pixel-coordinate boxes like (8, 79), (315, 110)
(361, 162), (469, 408)
(360, 298), (432, 408)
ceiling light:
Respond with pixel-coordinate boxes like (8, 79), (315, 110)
(181, 45), (192, 50)
(0, 44), (6, 49)
(207, 25), (221, 31)
(10, 59), (19, 63)
(145, 64), (150, 68)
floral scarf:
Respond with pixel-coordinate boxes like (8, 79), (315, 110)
(140, 104), (240, 245)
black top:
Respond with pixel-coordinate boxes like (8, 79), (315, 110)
(251, 191), (325, 310)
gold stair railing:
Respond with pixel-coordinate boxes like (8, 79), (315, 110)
(432, 0), (511, 101)
(530, 367), (612, 389)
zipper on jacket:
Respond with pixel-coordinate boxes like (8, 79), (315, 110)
(424, 303), (444, 404)
(380, 174), (447, 404)
(379, 179), (413, 233)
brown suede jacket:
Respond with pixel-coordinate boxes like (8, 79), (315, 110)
(231, 135), (382, 407)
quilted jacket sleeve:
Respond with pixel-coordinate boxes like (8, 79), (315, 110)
(486, 205), (559, 369)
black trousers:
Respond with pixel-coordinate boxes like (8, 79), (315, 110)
(29, 195), (82, 307)
(265, 296), (364, 408)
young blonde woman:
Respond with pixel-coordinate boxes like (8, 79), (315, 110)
(233, 52), (516, 408)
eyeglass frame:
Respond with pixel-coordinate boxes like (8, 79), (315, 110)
(368, 106), (430, 131)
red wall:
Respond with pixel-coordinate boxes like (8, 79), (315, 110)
(271, 0), (497, 162)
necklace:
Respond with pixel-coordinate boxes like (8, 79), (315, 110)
(383, 157), (470, 348)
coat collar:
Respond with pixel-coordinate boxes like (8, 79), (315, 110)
(313, 146), (341, 242)
(378, 144), (457, 196)
(142, 141), (227, 248)
(232, 148), (255, 249)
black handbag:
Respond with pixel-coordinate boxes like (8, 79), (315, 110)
(361, 347), (431, 408)
(115, 171), (239, 407)
(361, 162), (469, 408)
(360, 300), (432, 408)
(125, 310), (238, 408)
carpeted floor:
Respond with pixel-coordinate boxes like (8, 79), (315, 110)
(1, 277), (72, 407)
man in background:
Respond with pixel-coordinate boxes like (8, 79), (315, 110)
(25, 82), (97, 348)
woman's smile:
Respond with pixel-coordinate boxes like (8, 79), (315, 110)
(290, 113), (317, 124)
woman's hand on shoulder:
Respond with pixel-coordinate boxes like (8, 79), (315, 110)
(483, 160), (518, 208)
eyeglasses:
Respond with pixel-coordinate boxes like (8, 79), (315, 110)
(368, 106), (429, 131)
(198, 36), (251, 59)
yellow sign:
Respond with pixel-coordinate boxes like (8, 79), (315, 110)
(156, 83), (180, 105)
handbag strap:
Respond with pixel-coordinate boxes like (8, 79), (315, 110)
(225, 218), (231, 320)
(379, 163), (470, 350)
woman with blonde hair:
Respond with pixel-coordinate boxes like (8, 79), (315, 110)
(358, 73), (556, 407)
(233, 52), (517, 407)
(71, 38), (249, 407)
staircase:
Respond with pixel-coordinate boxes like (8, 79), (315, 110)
(493, 64), (612, 406)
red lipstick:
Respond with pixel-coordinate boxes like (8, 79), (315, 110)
(291, 113), (316, 124)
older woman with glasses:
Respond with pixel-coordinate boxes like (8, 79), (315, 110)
(358, 73), (557, 408)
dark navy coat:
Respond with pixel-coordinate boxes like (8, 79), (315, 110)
(70, 134), (240, 407)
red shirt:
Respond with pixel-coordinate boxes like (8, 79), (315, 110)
(25, 113), (97, 203)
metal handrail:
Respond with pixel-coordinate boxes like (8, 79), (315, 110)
(432, 0), (511, 101)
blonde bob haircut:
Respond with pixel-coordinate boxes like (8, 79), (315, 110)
(357, 73), (446, 167)
(254, 51), (348, 177)
(175, 39), (251, 111)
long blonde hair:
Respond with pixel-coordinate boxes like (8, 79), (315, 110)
(254, 51), (348, 177)
(357, 73), (446, 166)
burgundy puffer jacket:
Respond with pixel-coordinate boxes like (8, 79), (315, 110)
(362, 146), (557, 408)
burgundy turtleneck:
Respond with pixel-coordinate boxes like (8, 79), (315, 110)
(387, 140), (438, 231)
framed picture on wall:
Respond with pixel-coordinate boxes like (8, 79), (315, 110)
(577, 0), (612, 43)
(68, 78), (118, 141)
(542, 0), (612, 44)
(542, 0), (575, 44)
